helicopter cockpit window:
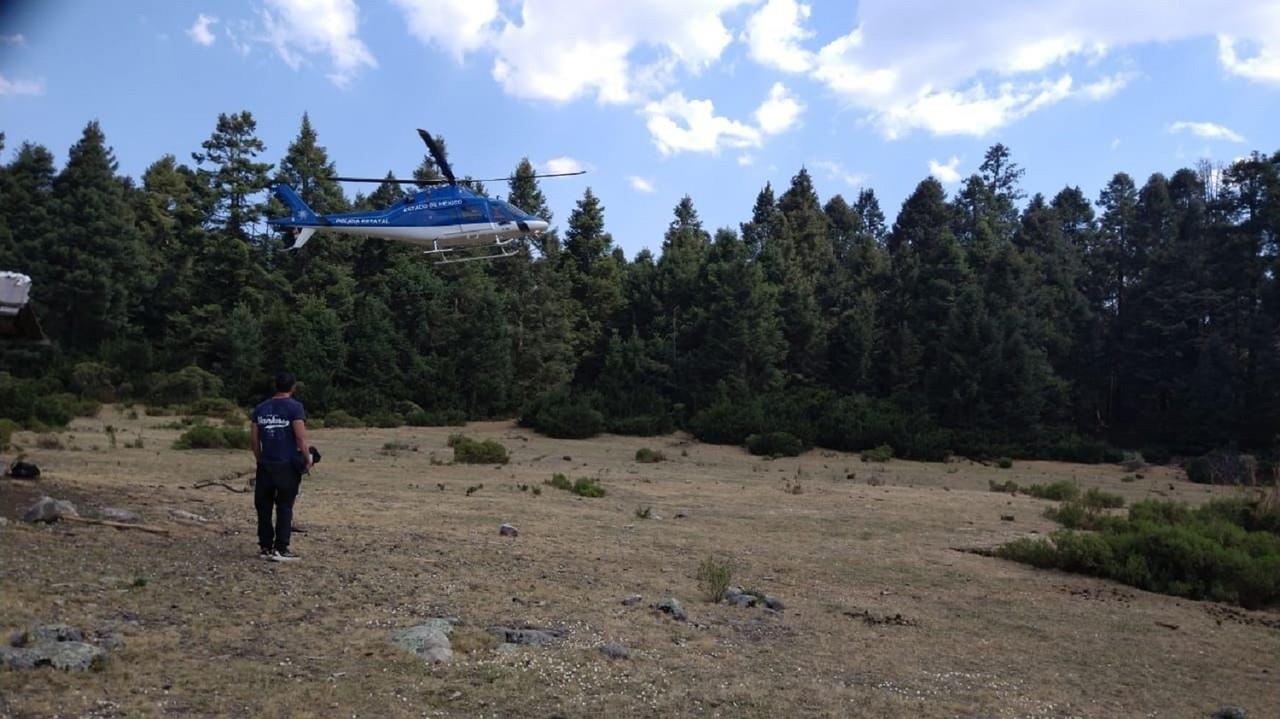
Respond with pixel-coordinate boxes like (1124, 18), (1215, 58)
(489, 201), (520, 223)
(459, 204), (487, 224)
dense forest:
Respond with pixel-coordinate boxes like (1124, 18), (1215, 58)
(1, 112), (1277, 464)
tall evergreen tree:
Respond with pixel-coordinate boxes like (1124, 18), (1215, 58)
(192, 111), (272, 239)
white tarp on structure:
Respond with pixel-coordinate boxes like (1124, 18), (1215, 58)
(0, 272), (33, 317)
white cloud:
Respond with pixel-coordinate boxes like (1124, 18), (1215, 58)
(542, 156), (586, 174)
(1168, 121), (1245, 143)
(628, 176), (656, 193)
(737, 154), (755, 166)
(393, 0), (497, 63)
(187, 14), (218, 46)
(262, 0), (376, 88)
(396, 0), (748, 104)
(1111, 137), (1121, 149)
(0, 73), (45, 97)
(812, 160), (866, 188)
(644, 92), (761, 155)
(742, 0), (814, 73)
(1218, 34), (1280, 83)
(928, 156), (962, 184)
(754, 82), (803, 134)
(0, 34), (26, 46)
(759, 1), (1280, 137)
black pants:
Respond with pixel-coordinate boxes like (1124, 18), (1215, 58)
(255, 462), (301, 551)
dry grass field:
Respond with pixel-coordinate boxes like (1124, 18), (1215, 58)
(1, 406), (1277, 718)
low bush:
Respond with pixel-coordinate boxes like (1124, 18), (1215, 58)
(1042, 434), (1119, 464)
(150, 366), (223, 406)
(173, 425), (250, 450)
(1185, 450), (1259, 486)
(1023, 480), (1080, 501)
(635, 447), (666, 463)
(997, 457), (1014, 469)
(521, 387), (605, 439)
(0, 418), (19, 449)
(746, 432), (805, 458)
(323, 410), (364, 428)
(687, 389), (766, 446)
(184, 397), (243, 421)
(861, 444), (894, 462)
(1043, 501), (1120, 531)
(1140, 446), (1172, 466)
(1000, 497), (1280, 609)
(545, 473), (572, 491)
(609, 414), (675, 436)
(405, 408), (467, 427)
(449, 435), (509, 465)
(572, 477), (606, 497)
(36, 434), (65, 450)
(1120, 451), (1146, 473)
(364, 410), (405, 428)
(989, 479), (1020, 494)
(1081, 487), (1125, 510)
(896, 427), (953, 462)
(814, 394), (906, 452)
(635, 506), (652, 519)
(697, 555), (735, 602)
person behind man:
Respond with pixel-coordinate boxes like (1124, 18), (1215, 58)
(251, 372), (311, 561)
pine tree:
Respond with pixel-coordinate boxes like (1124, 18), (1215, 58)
(192, 111), (272, 239)
(46, 121), (150, 354)
(560, 188), (623, 368)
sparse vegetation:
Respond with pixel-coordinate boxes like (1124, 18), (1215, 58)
(465, 484), (483, 496)
(545, 473), (572, 491)
(0, 418), (18, 450)
(520, 387), (605, 439)
(381, 441), (416, 455)
(364, 410), (405, 428)
(997, 457), (1013, 469)
(543, 472), (605, 497)
(172, 425), (251, 450)
(1001, 497), (1280, 609)
(1023, 480), (1080, 501)
(1081, 487), (1125, 510)
(35, 434), (65, 450)
(322, 410), (364, 428)
(989, 479), (1020, 494)
(635, 506), (652, 519)
(635, 447), (666, 463)
(861, 444), (894, 462)
(697, 555), (735, 602)
(449, 434), (509, 465)
(746, 431), (805, 458)
(1120, 451), (1146, 472)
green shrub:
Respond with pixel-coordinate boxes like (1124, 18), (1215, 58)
(1120, 451), (1146, 472)
(571, 477), (606, 497)
(1023, 480), (1080, 501)
(36, 434), (65, 450)
(323, 410), (364, 428)
(173, 425), (250, 450)
(997, 457), (1013, 469)
(1000, 497), (1280, 609)
(1186, 456), (1212, 484)
(545, 473), (572, 491)
(1043, 501), (1121, 531)
(150, 366), (223, 406)
(635, 447), (666, 463)
(184, 397), (243, 421)
(745, 431), (805, 458)
(1082, 487), (1125, 510)
(897, 427), (953, 462)
(688, 391), (765, 446)
(449, 435), (509, 465)
(1042, 434), (1116, 464)
(70, 361), (117, 402)
(861, 444), (894, 462)
(405, 408), (467, 427)
(635, 506), (652, 519)
(0, 418), (19, 449)
(364, 410), (405, 428)
(521, 387), (605, 439)
(1141, 446), (1172, 466)
(989, 479), (1020, 494)
(814, 394), (907, 452)
(696, 555), (735, 602)
(609, 414), (675, 436)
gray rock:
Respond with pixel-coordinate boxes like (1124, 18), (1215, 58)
(1211, 708), (1247, 719)
(43, 642), (106, 671)
(763, 595), (785, 611)
(18, 623), (84, 645)
(499, 523), (519, 537)
(487, 626), (563, 646)
(389, 618), (456, 664)
(726, 593), (756, 608)
(598, 642), (629, 659)
(656, 597), (687, 621)
(22, 496), (79, 523)
(673, 510), (688, 519)
(0, 647), (39, 669)
(621, 594), (643, 606)
(168, 509), (208, 522)
(495, 642), (520, 655)
(98, 507), (140, 523)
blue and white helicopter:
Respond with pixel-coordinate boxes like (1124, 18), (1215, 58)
(269, 129), (582, 263)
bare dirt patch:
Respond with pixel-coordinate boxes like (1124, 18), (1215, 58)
(1, 407), (1276, 717)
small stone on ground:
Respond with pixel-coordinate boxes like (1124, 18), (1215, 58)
(599, 642), (629, 659)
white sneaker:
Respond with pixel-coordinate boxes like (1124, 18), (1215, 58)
(270, 550), (301, 562)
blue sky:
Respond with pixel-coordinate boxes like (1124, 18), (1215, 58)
(2, 0), (1278, 257)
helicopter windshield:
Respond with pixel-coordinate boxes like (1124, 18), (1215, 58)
(489, 200), (528, 222)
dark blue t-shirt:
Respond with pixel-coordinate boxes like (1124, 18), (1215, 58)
(252, 397), (306, 464)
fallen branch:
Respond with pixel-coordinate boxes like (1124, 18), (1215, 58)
(192, 479), (250, 493)
(62, 516), (170, 535)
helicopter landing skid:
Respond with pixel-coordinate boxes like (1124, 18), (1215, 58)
(425, 237), (522, 264)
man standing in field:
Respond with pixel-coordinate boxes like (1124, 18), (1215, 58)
(250, 372), (311, 561)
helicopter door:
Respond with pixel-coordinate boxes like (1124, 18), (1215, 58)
(457, 202), (489, 241)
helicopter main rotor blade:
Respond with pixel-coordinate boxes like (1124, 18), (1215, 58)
(417, 129), (456, 185)
(328, 171), (587, 185)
